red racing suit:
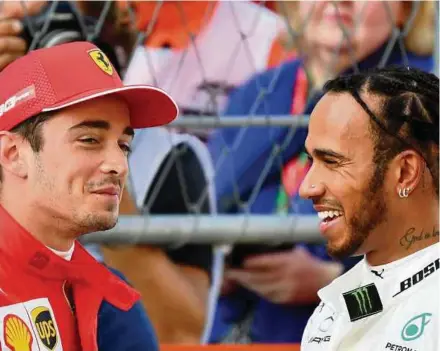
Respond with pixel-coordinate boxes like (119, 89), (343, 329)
(0, 205), (140, 351)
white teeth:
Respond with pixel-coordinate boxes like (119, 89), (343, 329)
(317, 211), (343, 220)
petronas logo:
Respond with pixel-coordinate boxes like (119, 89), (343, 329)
(401, 313), (432, 341)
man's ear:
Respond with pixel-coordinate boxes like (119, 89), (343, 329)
(0, 132), (28, 179)
(392, 150), (425, 196)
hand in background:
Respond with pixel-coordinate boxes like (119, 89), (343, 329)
(225, 246), (343, 305)
(0, 1), (46, 71)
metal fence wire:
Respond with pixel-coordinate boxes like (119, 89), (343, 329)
(6, 0), (438, 245)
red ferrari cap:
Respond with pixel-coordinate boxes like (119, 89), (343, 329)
(0, 41), (179, 131)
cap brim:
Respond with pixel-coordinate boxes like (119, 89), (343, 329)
(42, 85), (179, 128)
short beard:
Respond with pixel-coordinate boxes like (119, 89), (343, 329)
(73, 207), (119, 236)
(327, 165), (388, 260)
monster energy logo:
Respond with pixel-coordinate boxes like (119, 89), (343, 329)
(343, 283), (383, 322)
(350, 287), (372, 315)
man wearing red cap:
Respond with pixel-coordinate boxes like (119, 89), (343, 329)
(0, 41), (178, 351)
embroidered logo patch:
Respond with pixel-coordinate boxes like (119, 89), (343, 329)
(0, 298), (63, 350)
(88, 48), (113, 76)
(401, 313), (432, 341)
(4, 314), (33, 351)
(31, 306), (58, 350)
(343, 283), (383, 322)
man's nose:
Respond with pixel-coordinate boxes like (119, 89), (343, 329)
(99, 147), (129, 177)
(299, 170), (323, 200)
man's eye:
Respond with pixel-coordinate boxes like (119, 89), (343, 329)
(323, 159), (338, 165)
(120, 144), (132, 155)
(79, 138), (98, 144)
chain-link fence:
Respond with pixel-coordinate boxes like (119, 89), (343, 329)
(4, 0), (437, 246)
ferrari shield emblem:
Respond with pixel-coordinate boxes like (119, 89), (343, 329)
(88, 49), (113, 76)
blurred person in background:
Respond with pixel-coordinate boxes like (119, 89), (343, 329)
(121, 0), (286, 138)
(300, 65), (438, 350)
(207, 0), (436, 343)
(0, 0), (215, 343)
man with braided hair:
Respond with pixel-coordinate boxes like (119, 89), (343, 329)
(299, 66), (439, 351)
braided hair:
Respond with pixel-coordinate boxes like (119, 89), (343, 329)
(323, 66), (439, 196)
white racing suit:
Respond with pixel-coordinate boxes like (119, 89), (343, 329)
(301, 243), (439, 351)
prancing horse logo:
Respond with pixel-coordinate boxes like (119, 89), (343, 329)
(88, 49), (113, 76)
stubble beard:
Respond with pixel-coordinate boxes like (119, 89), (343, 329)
(33, 154), (120, 236)
(327, 166), (388, 260)
(73, 202), (119, 235)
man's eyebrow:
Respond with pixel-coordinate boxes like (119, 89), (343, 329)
(307, 147), (349, 161)
(123, 126), (135, 138)
(69, 120), (134, 137)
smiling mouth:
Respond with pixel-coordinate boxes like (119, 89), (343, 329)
(318, 210), (344, 223)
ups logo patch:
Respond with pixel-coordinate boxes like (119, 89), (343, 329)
(31, 306), (58, 350)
